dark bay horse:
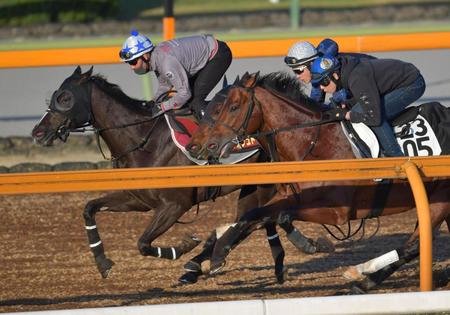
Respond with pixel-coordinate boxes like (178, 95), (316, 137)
(187, 71), (450, 292)
(31, 66), (323, 284)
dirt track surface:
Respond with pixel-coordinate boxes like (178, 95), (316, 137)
(0, 191), (449, 313)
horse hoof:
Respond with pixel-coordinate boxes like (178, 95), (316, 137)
(183, 260), (202, 273)
(179, 271), (201, 284)
(210, 260), (226, 275)
(348, 284), (367, 295)
(316, 237), (335, 253)
(97, 258), (115, 279)
(343, 266), (365, 281)
(276, 267), (288, 284)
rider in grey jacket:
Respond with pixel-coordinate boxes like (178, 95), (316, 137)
(119, 31), (232, 119)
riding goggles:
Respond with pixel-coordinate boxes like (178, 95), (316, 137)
(311, 74), (332, 87)
(126, 57), (140, 66)
(292, 65), (308, 75)
(284, 54), (317, 67)
(119, 49), (134, 60)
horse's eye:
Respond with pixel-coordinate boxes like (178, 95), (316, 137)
(57, 93), (71, 106)
(230, 104), (239, 112)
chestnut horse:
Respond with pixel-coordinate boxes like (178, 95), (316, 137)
(31, 66), (327, 284)
(187, 72), (450, 293)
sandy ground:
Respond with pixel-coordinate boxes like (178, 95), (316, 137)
(0, 190), (449, 313)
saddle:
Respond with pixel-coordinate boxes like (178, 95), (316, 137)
(165, 108), (260, 165)
(342, 101), (450, 158)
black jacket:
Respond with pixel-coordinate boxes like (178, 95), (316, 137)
(337, 55), (421, 126)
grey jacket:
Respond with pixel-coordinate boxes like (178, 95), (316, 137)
(149, 34), (218, 111)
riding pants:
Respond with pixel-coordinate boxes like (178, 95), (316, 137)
(371, 74), (426, 157)
(189, 40), (232, 119)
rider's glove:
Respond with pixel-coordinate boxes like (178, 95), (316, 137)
(323, 108), (348, 122)
(145, 100), (155, 108)
(330, 89), (349, 104)
(150, 103), (163, 117)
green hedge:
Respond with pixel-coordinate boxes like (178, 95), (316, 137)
(0, 0), (119, 26)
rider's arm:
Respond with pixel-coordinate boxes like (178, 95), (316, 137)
(158, 55), (191, 112)
(347, 65), (382, 126)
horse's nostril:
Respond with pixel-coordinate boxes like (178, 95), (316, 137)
(32, 129), (44, 139)
(207, 142), (218, 152)
(187, 143), (199, 153)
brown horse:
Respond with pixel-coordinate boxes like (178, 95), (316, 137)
(31, 66), (327, 284)
(187, 71), (450, 293)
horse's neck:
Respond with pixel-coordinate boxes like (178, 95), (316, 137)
(90, 86), (180, 167)
(255, 87), (353, 161)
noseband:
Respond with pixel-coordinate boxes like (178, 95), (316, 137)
(214, 87), (260, 142)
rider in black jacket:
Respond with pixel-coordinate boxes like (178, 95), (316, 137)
(310, 55), (426, 157)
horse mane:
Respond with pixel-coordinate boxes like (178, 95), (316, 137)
(89, 74), (146, 110)
(256, 72), (321, 113)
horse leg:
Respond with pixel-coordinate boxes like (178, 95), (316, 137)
(236, 184), (287, 283)
(349, 189), (450, 293)
(137, 199), (201, 260)
(349, 240), (420, 294)
(265, 222), (287, 284)
(179, 228), (218, 284)
(209, 195), (297, 274)
(180, 184), (287, 284)
(83, 191), (149, 278)
(278, 211), (335, 254)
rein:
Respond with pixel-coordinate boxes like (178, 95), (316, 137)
(95, 117), (159, 162)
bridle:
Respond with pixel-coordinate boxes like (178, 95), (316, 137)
(212, 86), (259, 141)
(46, 79), (161, 162)
(212, 85), (334, 161)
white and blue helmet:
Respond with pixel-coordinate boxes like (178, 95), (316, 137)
(119, 30), (154, 62)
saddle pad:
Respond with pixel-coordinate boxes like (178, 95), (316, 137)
(341, 122), (380, 158)
(164, 115), (260, 165)
(393, 113), (442, 156)
(343, 103), (445, 158)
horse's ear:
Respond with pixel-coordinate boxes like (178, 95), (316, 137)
(241, 72), (259, 88)
(222, 75), (228, 88)
(85, 66), (94, 77)
(79, 66), (94, 83)
(238, 72), (250, 86)
(73, 66), (82, 77)
(233, 75), (240, 85)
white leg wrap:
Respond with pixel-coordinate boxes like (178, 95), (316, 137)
(85, 225), (97, 230)
(357, 250), (400, 275)
(267, 233), (279, 240)
(171, 247), (177, 260)
(89, 240), (102, 248)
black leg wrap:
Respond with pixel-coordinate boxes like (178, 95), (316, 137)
(286, 228), (317, 254)
(179, 270), (202, 284)
(278, 212), (294, 233)
(184, 231), (217, 272)
(95, 253), (115, 279)
(266, 224), (286, 283)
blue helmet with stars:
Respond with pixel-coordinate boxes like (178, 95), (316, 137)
(310, 55), (340, 86)
(119, 30), (154, 62)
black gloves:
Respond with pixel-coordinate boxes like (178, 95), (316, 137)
(150, 102), (163, 118)
(323, 107), (348, 122)
(142, 100), (163, 118)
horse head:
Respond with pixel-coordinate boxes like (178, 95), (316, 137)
(32, 66), (94, 146)
(187, 72), (263, 160)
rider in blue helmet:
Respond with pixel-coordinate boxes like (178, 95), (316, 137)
(119, 30), (232, 120)
(285, 38), (376, 110)
(310, 55), (426, 157)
